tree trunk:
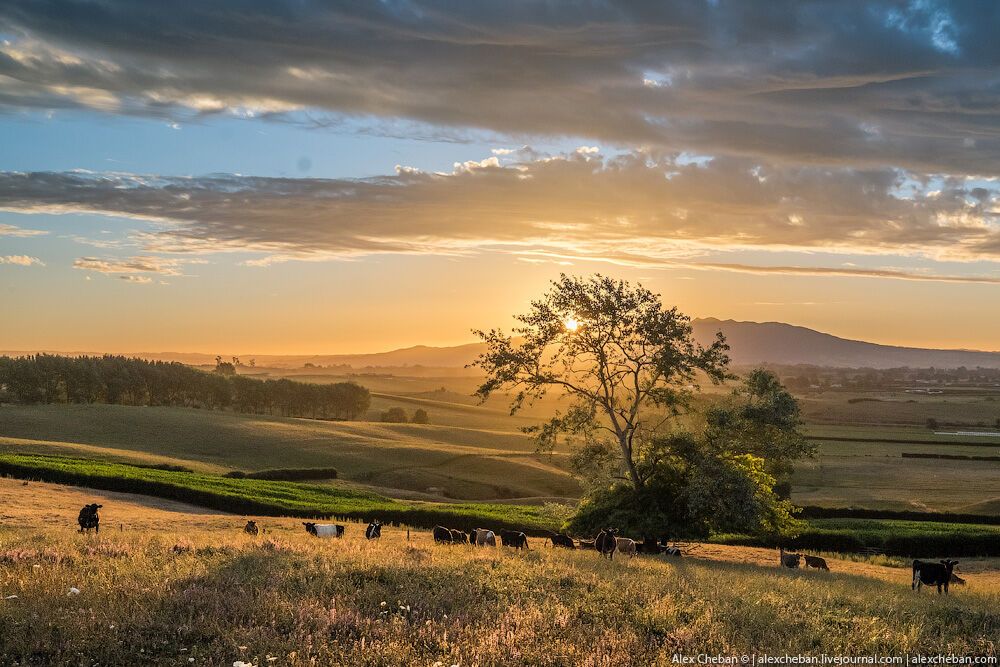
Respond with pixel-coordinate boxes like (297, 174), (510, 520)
(618, 432), (644, 489)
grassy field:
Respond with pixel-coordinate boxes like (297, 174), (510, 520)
(0, 478), (997, 664)
(0, 404), (579, 502)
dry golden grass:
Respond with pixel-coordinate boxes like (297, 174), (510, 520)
(0, 479), (997, 664)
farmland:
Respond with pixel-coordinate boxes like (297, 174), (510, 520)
(0, 478), (997, 664)
(2, 380), (998, 514)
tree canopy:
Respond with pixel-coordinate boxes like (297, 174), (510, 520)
(473, 274), (730, 489)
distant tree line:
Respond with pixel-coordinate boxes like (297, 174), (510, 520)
(0, 354), (370, 420)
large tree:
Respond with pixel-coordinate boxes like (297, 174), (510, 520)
(473, 274), (730, 489)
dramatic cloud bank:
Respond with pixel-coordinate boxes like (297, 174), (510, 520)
(1, 150), (998, 279)
(1, 1), (999, 175)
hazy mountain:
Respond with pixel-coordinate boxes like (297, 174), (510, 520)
(5, 320), (1000, 370)
(690, 318), (1000, 369)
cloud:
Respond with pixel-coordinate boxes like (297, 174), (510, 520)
(0, 254), (44, 266)
(1, 152), (1000, 274)
(118, 274), (152, 284)
(72, 255), (186, 275)
(0, 222), (47, 237)
(0, 2), (999, 175)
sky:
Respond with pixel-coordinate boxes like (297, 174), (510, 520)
(2, 1), (1000, 354)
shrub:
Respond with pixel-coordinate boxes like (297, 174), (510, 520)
(380, 407), (408, 423)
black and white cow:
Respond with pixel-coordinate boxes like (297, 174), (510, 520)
(912, 559), (960, 594)
(302, 522), (344, 538)
(779, 547), (801, 569)
(365, 520), (382, 540)
(77, 504), (102, 534)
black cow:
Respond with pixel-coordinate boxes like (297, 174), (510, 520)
(637, 536), (663, 555)
(913, 559), (960, 594)
(365, 520), (382, 540)
(595, 528), (618, 560)
(549, 533), (576, 549)
(803, 554), (829, 571)
(244, 520), (259, 536)
(77, 504), (102, 534)
(450, 529), (468, 544)
(499, 529), (529, 550)
(432, 525), (454, 544)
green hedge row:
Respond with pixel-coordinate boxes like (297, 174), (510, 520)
(901, 452), (1000, 462)
(799, 505), (1000, 526)
(224, 467), (339, 481)
(714, 524), (1000, 557)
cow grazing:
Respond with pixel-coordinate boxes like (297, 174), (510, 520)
(475, 529), (497, 547)
(433, 525), (454, 544)
(663, 546), (683, 557)
(950, 572), (966, 586)
(449, 528), (468, 544)
(615, 537), (637, 558)
(302, 522), (344, 538)
(499, 529), (529, 550)
(779, 547), (801, 569)
(365, 520), (382, 540)
(244, 520), (259, 536)
(549, 533), (576, 549)
(803, 554), (829, 571)
(77, 504), (102, 534)
(912, 559), (959, 594)
(595, 528), (618, 560)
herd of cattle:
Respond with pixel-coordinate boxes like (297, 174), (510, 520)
(77, 504), (966, 594)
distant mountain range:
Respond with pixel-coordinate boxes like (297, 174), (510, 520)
(6, 319), (1000, 370)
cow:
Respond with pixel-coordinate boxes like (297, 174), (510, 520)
(433, 525), (454, 543)
(615, 537), (637, 558)
(549, 532), (576, 549)
(365, 520), (382, 540)
(475, 529), (497, 547)
(912, 559), (959, 594)
(595, 528), (618, 560)
(637, 536), (663, 555)
(803, 554), (829, 571)
(950, 572), (966, 586)
(77, 504), (102, 534)
(244, 520), (259, 536)
(577, 538), (597, 550)
(779, 547), (801, 569)
(450, 529), (469, 544)
(302, 522), (344, 538)
(663, 546), (683, 557)
(498, 529), (529, 550)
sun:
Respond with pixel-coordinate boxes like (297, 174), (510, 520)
(564, 318), (580, 332)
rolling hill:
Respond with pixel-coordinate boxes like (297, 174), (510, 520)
(9, 319), (998, 370)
